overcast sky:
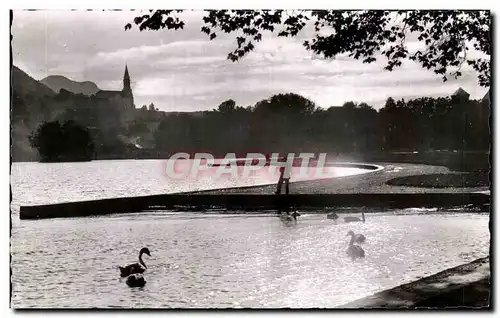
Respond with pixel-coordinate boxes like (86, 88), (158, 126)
(11, 10), (489, 111)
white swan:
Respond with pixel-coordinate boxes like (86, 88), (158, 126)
(346, 230), (365, 259)
(354, 233), (366, 243)
(344, 211), (365, 223)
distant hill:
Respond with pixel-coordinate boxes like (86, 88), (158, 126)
(11, 65), (57, 162)
(11, 65), (55, 98)
(41, 75), (100, 96)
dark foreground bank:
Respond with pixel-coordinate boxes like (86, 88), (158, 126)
(339, 257), (491, 309)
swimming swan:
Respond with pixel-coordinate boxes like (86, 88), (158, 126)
(354, 233), (366, 243)
(291, 211), (301, 220)
(126, 274), (146, 288)
(327, 212), (339, 220)
(344, 212), (365, 223)
(280, 211), (301, 221)
(280, 214), (294, 221)
(346, 230), (365, 259)
(119, 247), (151, 277)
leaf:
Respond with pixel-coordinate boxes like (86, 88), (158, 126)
(201, 26), (211, 34)
(127, 10), (490, 87)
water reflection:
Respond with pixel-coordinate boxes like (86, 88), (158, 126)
(11, 210), (489, 308)
(10, 160), (372, 206)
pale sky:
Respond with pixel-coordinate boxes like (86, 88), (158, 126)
(11, 10), (489, 111)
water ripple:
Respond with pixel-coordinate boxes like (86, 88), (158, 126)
(10, 211), (489, 308)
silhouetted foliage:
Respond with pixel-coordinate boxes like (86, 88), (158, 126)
(217, 99), (237, 113)
(149, 91), (489, 158)
(128, 120), (150, 135)
(126, 10), (490, 86)
(342, 101), (357, 109)
(29, 120), (95, 162)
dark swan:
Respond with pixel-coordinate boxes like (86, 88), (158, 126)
(126, 274), (146, 288)
(344, 211), (365, 223)
(280, 211), (301, 221)
(119, 247), (151, 277)
(291, 211), (301, 220)
(327, 212), (339, 220)
(346, 230), (365, 259)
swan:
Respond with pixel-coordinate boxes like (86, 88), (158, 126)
(119, 247), (151, 277)
(280, 211), (301, 221)
(126, 274), (146, 288)
(327, 212), (339, 220)
(280, 214), (294, 221)
(344, 211), (365, 223)
(354, 233), (366, 243)
(346, 230), (365, 259)
(291, 211), (301, 220)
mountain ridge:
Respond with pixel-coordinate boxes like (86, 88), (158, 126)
(11, 65), (55, 98)
(41, 74), (100, 96)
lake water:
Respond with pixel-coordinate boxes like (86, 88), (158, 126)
(10, 159), (373, 206)
(10, 160), (490, 308)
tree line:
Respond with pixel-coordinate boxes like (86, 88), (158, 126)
(152, 92), (490, 157)
(29, 91), (489, 162)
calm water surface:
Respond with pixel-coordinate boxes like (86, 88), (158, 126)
(11, 210), (489, 308)
(10, 159), (371, 206)
(10, 160), (490, 308)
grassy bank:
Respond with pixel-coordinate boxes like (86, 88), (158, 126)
(363, 150), (490, 172)
(386, 171), (490, 188)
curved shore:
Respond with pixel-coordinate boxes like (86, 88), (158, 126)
(193, 162), (490, 194)
(18, 162), (490, 220)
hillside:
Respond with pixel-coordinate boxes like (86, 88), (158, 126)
(11, 65), (55, 98)
(11, 65), (58, 161)
(41, 75), (100, 96)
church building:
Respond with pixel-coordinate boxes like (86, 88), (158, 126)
(95, 65), (135, 109)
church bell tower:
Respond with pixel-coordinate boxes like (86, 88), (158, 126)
(123, 64), (131, 92)
(122, 64), (134, 108)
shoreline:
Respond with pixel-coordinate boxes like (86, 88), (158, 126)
(17, 162), (490, 219)
(195, 162), (489, 194)
(338, 257), (491, 309)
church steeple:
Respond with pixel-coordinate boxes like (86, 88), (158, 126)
(121, 64), (134, 108)
(123, 64), (131, 92)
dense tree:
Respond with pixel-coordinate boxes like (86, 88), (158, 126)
(357, 102), (374, 110)
(253, 93), (317, 115)
(148, 90), (488, 156)
(29, 120), (95, 162)
(342, 101), (357, 109)
(128, 120), (150, 135)
(217, 99), (237, 113)
(126, 10), (490, 86)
